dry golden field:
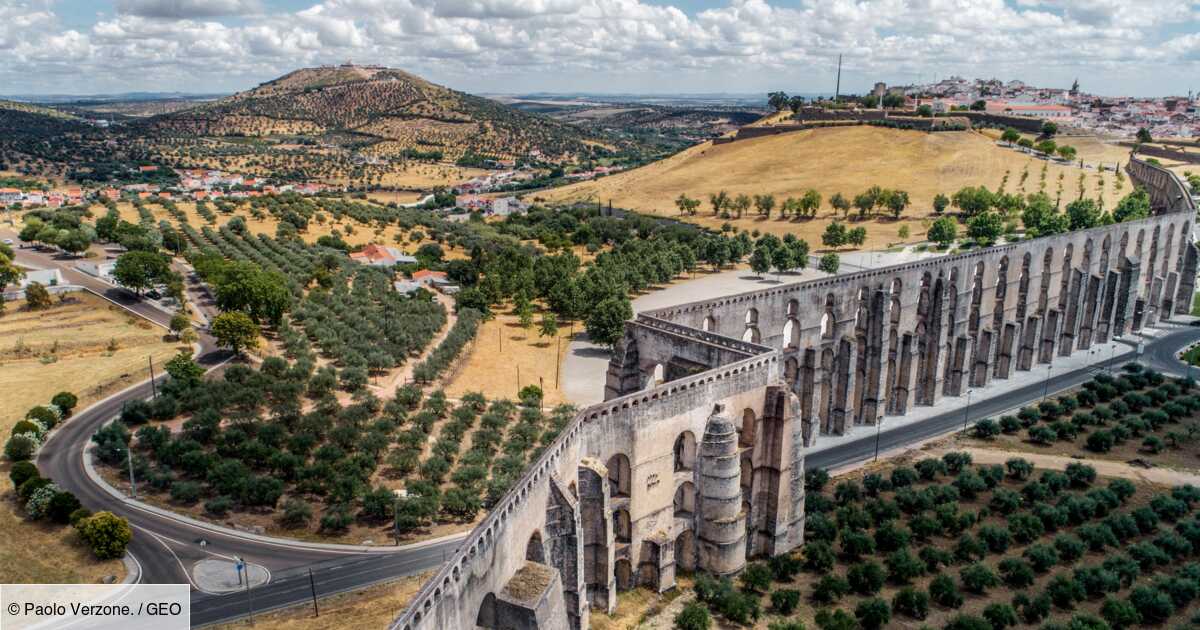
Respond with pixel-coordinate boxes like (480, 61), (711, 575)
(543, 126), (1129, 249)
(442, 306), (575, 406)
(0, 293), (186, 584)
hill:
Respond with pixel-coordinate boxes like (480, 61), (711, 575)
(144, 65), (619, 162)
(541, 126), (1129, 248)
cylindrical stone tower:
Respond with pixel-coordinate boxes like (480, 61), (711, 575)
(697, 404), (747, 576)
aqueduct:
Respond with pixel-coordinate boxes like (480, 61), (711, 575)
(390, 157), (1197, 630)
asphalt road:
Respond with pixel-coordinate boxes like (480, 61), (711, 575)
(19, 231), (1200, 626)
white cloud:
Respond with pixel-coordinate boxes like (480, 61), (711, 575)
(0, 0), (1197, 95)
(115, 0), (262, 19)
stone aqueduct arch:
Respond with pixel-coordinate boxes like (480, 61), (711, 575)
(391, 157), (1196, 630)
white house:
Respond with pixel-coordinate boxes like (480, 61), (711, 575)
(77, 261), (117, 281)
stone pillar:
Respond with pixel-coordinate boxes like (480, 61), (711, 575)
(1059, 268), (1084, 357)
(1113, 260), (1140, 338)
(1097, 270), (1120, 343)
(546, 477), (586, 630)
(1078, 275), (1101, 349)
(577, 461), (615, 614)
(859, 289), (887, 426)
(604, 334), (642, 400)
(1174, 243), (1198, 315)
(495, 563), (569, 630)
(697, 405), (746, 576)
(1018, 316), (1039, 371)
(748, 386), (803, 557)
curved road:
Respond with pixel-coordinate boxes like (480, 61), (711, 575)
(20, 235), (1200, 626)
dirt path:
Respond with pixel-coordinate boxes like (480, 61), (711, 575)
(929, 445), (1200, 487)
(367, 291), (458, 398)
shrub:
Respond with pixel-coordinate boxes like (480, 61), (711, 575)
(280, 498), (313, 529)
(76, 511), (132, 560)
(972, 418), (999, 439)
(942, 451), (972, 473)
(1016, 592), (1052, 624)
(1024, 543), (1060, 572)
(1075, 566), (1121, 599)
(769, 589), (800, 615)
(1009, 512), (1045, 544)
(1142, 435), (1165, 453)
(999, 415), (1021, 433)
(959, 563), (998, 594)
(26, 405), (60, 429)
(854, 597), (890, 630)
(914, 457), (946, 480)
(1065, 463), (1097, 487)
(913, 545), (949, 573)
(810, 574), (850, 604)
(929, 574), (963, 607)
(768, 553), (802, 582)
(953, 470), (987, 500)
(1047, 574), (1085, 609)
(1029, 425), (1057, 444)
(1078, 523), (1119, 551)
(169, 481), (201, 504)
(982, 603), (1019, 629)
(998, 557), (1036, 588)
(1100, 597), (1141, 630)
(978, 524), (1012, 553)
(1102, 555), (1142, 588)
(25, 483), (60, 519)
(954, 533), (987, 563)
(805, 468), (830, 492)
(840, 529), (874, 560)
(1150, 494), (1189, 521)
(943, 614), (991, 630)
(319, 507), (353, 533)
(990, 488), (1023, 515)
(1005, 457), (1033, 480)
(1128, 585), (1174, 624)
(814, 609), (856, 630)
(739, 562), (772, 594)
(805, 513), (838, 542)
(204, 496), (232, 516)
(44, 489), (79, 525)
(674, 601), (710, 630)
(1109, 479), (1136, 502)
(885, 549), (924, 584)
(803, 541), (835, 573)
(890, 466), (918, 488)
(51, 391), (78, 415)
(1055, 533), (1087, 562)
(893, 586), (929, 619)
(848, 561), (885, 595)
(5, 434), (37, 461)
(1087, 430), (1115, 453)
(874, 521), (911, 552)
(9, 460), (39, 489)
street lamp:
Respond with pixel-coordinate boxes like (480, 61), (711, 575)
(1042, 364), (1053, 401)
(961, 389), (974, 433)
(872, 418), (884, 462)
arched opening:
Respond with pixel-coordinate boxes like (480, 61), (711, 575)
(787, 299), (799, 317)
(740, 408), (757, 448)
(1039, 248), (1054, 314)
(702, 315), (715, 332)
(742, 326), (761, 343)
(745, 308), (759, 326)
(784, 356), (799, 386)
(821, 294), (836, 339)
(614, 559), (633, 591)
(526, 530), (545, 564)
(606, 454), (630, 498)
(673, 432), (696, 472)
(646, 363), (665, 389)
(476, 592), (497, 629)
(783, 318), (799, 348)
(613, 508), (631, 543)
(674, 530), (696, 572)
(673, 481), (696, 517)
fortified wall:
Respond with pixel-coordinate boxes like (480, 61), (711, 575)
(390, 156), (1196, 630)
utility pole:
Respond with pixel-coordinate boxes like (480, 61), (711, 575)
(148, 356), (157, 398)
(308, 569), (319, 618)
(555, 335), (562, 388)
(127, 444), (137, 499)
(834, 54), (843, 104)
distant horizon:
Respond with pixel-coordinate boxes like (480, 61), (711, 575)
(3, 1), (1198, 98)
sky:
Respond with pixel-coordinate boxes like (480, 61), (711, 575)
(2, 0), (1200, 98)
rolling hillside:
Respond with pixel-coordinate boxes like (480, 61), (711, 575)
(542, 125), (1130, 247)
(143, 65), (619, 162)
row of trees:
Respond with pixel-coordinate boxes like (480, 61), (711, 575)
(927, 185), (1153, 248)
(675, 187), (912, 223)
